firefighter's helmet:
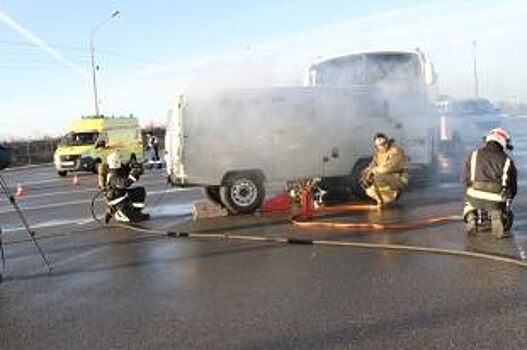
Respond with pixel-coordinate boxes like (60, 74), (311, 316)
(486, 128), (513, 150)
(107, 151), (122, 170)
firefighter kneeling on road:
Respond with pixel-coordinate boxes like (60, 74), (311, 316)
(461, 128), (517, 238)
(98, 151), (150, 224)
(361, 133), (409, 206)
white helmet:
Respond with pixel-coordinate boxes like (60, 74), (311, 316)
(485, 128), (512, 150)
(107, 151), (122, 170)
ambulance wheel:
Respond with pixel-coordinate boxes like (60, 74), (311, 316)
(203, 186), (223, 206)
(350, 158), (371, 200)
(57, 170), (67, 177)
(220, 172), (265, 214)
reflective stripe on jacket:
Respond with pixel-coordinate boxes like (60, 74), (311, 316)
(462, 141), (517, 202)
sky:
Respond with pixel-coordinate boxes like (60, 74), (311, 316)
(0, 0), (526, 140)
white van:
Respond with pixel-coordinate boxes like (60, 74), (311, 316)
(166, 86), (403, 214)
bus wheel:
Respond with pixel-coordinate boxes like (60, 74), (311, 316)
(57, 170), (67, 177)
(202, 186), (223, 206)
(220, 172), (265, 214)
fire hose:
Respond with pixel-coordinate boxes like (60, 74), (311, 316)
(290, 203), (462, 231)
(88, 190), (527, 270)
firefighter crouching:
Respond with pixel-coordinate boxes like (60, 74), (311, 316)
(98, 151), (150, 224)
(462, 128), (517, 238)
(361, 133), (409, 206)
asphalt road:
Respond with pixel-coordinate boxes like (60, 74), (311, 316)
(2, 120), (527, 349)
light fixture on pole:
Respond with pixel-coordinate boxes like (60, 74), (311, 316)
(90, 10), (120, 117)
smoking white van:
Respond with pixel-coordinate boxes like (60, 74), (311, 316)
(166, 86), (403, 214)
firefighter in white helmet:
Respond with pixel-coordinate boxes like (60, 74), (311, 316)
(102, 151), (149, 223)
(461, 128), (517, 238)
(361, 133), (409, 206)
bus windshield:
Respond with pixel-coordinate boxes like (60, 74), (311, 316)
(366, 53), (420, 83)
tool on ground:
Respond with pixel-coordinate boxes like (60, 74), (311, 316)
(0, 174), (53, 279)
(287, 178), (323, 219)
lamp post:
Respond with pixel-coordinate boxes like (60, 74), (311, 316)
(90, 10), (120, 117)
(472, 40), (479, 98)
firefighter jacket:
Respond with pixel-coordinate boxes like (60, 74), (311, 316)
(105, 165), (142, 206)
(461, 141), (517, 202)
(368, 143), (409, 176)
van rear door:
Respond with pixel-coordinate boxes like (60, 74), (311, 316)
(166, 96), (184, 181)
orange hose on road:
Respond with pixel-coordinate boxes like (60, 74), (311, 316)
(291, 204), (463, 231)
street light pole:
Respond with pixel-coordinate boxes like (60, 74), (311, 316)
(90, 10), (120, 117)
(472, 40), (479, 98)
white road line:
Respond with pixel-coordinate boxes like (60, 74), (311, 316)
(0, 178), (169, 201)
(2, 218), (89, 233)
(0, 187), (196, 214)
(2, 172), (167, 188)
(2, 203), (194, 233)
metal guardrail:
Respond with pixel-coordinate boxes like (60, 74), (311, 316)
(6, 139), (59, 167)
(2, 128), (166, 167)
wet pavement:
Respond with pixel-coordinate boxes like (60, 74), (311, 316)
(2, 119), (527, 349)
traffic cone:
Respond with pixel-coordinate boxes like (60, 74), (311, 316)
(72, 175), (80, 186)
(15, 183), (26, 197)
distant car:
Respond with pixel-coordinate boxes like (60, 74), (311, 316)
(437, 98), (512, 153)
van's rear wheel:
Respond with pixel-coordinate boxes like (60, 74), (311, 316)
(350, 158), (371, 200)
(57, 170), (67, 177)
(220, 173), (265, 214)
(203, 186), (223, 206)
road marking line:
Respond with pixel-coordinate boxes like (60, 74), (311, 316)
(0, 187), (195, 213)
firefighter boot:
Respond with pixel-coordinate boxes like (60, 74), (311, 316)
(114, 210), (131, 223)
(104, 211), (113, 224)
(464, 212), (477, 236)
(104, 205), (117, 224)
(137, 212), (150, 222)
(491, 210), (510, 239)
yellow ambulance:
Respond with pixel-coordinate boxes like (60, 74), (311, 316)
(54, 116), (143, 176)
